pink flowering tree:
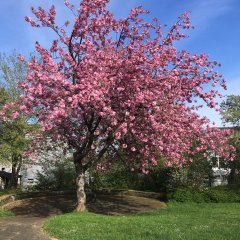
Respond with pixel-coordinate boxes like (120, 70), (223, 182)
(17, 0), (234, 211)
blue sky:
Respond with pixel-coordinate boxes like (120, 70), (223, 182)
(0, 0), (239, 126)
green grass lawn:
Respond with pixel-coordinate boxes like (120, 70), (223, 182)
(0, 189), (22, 196)
(44, 203), (240, 240)
(0, 209), (14, 217)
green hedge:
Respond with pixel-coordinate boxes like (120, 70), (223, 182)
(169, 186), (240, 203)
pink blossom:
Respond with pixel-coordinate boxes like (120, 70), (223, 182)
(115, 132), (121, 140)
(165, 162), (173, 167)
(12, 111), (19, 119)
(131, 147), (136, 152)
(19, 105), (27, 111)
(65, 20), (70, 27)
(122, 144), (127, 149)
(18, 54), (25, 61)
(9, 0), (234, 176)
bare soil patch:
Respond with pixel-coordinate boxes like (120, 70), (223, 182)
(3, 193), (166, 217)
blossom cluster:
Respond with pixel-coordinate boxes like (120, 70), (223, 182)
(12, 0), (235, 172)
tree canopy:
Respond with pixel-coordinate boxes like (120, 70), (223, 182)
(3, 0), (234, 209)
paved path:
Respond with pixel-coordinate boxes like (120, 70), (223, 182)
(0, 216), (51, 240)
(0, 193), (166, 240)
(0, 195), (75, 240)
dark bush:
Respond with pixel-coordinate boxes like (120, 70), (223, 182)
(169, 188), (205, 203)
(89, 162), (132, 189)
(204, 186), (240, 203)
(169, 185), (240, 203)
(36, 159), (76, 191)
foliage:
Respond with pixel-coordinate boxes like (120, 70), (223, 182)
(89, 161), (131, 189)
(169, 185), (240, 203)
(220, 96), (240, 184)
(89, 157), (167, 191)
(0, 209), (14, 217)
(186, 154), (212, 187)
(17, 0), (234, 171)
(221, 95), (240, 126)
(0, 88), (37, 188)
(0, 93), (33, 162)
(4, 0), (234, 209)
(0, 52), (38, 188)
(90, 155), (211, 194)
(36, 158), (75, 191)
(0, 188), (23, 196)
(44, 203), (240, 240)
(0, 51), (27, 100)
(204, 185), (240, 203)
(169, 188), (205, 203)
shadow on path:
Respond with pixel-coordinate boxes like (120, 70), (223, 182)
(3, 193), (166, 217)
(0, 193), (166, 240)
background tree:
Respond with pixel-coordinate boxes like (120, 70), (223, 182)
(0, 51), (27, 100)
(12, 0), (233, 211)
(0, 52), (37, 188)
(221, 95), (240, 184)
(0, 88), (38, 188)
(221, 95), (240, 127)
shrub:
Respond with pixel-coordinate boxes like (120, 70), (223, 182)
(169, 186), (240, 203)
(89, 162), (131, 189)
(36, 158), (76, 191)
(204, 186), (240, 203)
(169, 188), (205, 203)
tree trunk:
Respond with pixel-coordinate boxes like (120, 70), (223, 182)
(11, 154), (22, 189)
(74, 153), (86, 212)
(11, 174), (18, 189)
